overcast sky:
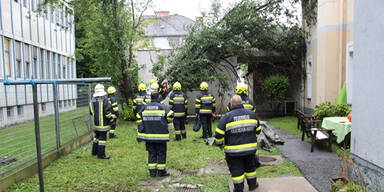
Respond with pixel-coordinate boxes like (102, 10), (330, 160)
(145, 0), (242, 20)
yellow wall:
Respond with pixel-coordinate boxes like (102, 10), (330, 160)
(305, 0), (354, 109)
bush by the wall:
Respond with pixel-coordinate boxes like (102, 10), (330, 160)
(120, 99), (135, 121)
(314, 102), (351, 120)
(262, 74), (290, 112)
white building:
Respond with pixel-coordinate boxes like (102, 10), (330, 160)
(0, 0), (76, 127)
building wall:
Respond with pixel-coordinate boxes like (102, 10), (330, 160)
(0, 0), (76, 127)
(305, 0), (354, 109)
(351, 0), (384, 189)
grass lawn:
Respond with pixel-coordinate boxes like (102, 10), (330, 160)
(6, 120), (302, 192)
(0, 107), (90, 176)
(266, 116), (349, 157)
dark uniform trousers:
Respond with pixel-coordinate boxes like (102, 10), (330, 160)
(93, 130), (108, 158)
(173, 117), (186, 140)
(226, 154), (258, 192)
(109, 119), (117, 137)
(200, 114), (212, 138)
(146, 142), (167, 176)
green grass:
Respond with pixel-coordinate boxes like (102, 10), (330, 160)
(6, 120), (302, 192)
(266, 116), (349, 158)
(0, 107), (89, 175)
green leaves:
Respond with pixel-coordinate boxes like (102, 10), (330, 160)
(314, 102), (352, 120)
(262, 74), (290, 112)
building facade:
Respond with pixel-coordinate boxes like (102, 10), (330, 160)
(0, 0), (76, 127)
(303, 0), (354, 111)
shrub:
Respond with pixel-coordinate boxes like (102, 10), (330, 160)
(314, 102), (351, 120)
(120, 99), (135, 121)
(262, 74), (290, 112)
(331, 180), (369, 192)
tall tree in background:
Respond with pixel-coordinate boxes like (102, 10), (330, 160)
(41, 0), (152, 102)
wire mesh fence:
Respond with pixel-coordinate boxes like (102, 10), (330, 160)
(0, 83), (92, 177)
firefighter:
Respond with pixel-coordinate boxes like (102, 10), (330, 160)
(195, 82), (216, 138)
(227, 82), (256, 112)
(136, 92), (174, 177)
(107, 86), (119, 139)
(215, 95), (262, 192)
(169, 82), (188, 140)
(150, 82), (165, 104)
(89, 84), (116, 159)
(133, 83), (151, 117)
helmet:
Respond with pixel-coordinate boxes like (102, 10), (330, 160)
(173, 82), (181, 90)
(236, 82), (248, 94)
(138, 83), (146, 91)
(150, 79), (157, 85)
(151, 82), (159, 91)
(200, 82), (208, 90)
(107, 86), (116, 94)
(95, 84), (105, 93)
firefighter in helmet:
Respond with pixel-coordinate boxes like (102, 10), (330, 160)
(107, 86), (119, 138)
(169, 82), (188, 140)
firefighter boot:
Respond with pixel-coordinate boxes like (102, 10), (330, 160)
(233, 183), (244, 192)
(175, 134), (181, 141)
(109, 132), (117, 139)
(181, 132), (187, 139)
(248, 177), (259, 191)
(157, 170), (170, 177)
(91, 141), (98, 156)
(149, 169), (157, 177)
(97, 144), (110, 159)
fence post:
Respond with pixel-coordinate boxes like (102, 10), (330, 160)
(32, 84), (45, 192)
(53, 84), (60, 150)
(88, 84), (92, 131)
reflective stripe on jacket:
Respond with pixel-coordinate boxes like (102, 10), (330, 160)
(195, 91), (215, 114)
(136, 101), (174, 143)
(108, 95), (119, 117)
(169, 90), (188, 117)
(226, 94), (256, 112)
(215, 104), (261, 156)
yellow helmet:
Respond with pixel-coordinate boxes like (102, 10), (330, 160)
(107, 86), (116, 94)
(138, 83), (146, 91)
(200, 82), (209, 90)
(150, 79), (157, 85)
(173, 82), (181, 90)
(236, 83), (248, 94)
(151, 82), (159, 91)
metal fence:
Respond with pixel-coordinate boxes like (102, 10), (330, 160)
(0, 83), (92, 178)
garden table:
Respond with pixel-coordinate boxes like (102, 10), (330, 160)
(321, 117), (351, 144)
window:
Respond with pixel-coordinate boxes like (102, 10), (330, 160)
(0, 108), (3, 121)
(63, 57), (66, 79)
(14, 0), (18, 3)
(57, 55), (61, 79)
(4, 38), (11, 77)
(33, 46), (38, 78)
(40, 49), (45, 79)
(41, 103), (46, 112)
(52, 53), (56, 78)
(7, 107), (13, 118)
(64, 100), (67, 107)
(23, 0), (28, 8)
(306, 56), (313, 100)
(15, 41), (22, 78)
(55, 9), (60, 25)
(17, 105), (23, 116)
(24, 44), (31, 78)
(46, 51), (51, 79)
(59, 101), (63, 109)
(50, 7), (54, 23)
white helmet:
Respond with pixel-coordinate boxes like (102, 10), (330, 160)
(93, 84), (106, 97)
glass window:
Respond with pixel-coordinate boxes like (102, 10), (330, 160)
(41, 103), (46, 112)
(24, 44), (31, 78)
(57, 55), (61, 79)
(63, 57), (66, 79)
(47, 51), (51, 79)
(15, 41), (22, 78)
(7, 107), (13, 118)
(17, 105), (23, 116)
(52, 53), (56, 78)
(4, 38), (11, 77)
(23, 0), (28, 8)
(33, 46), (38, 78)
(40, 49), (45, 79)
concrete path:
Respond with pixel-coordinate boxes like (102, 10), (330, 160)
(270, 125), (343, 192)
(229, 177), (318, 192)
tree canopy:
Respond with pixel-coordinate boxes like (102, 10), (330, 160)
(153, 0), (305, 91)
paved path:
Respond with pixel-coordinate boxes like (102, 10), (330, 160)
(271, 125), (343, 192)
(229, 177), (317, 192)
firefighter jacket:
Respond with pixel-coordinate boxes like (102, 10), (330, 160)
(89, 96), (116, 132)
(215, 104), (262, 156)
(136, 101), (174, 143)
(108, 94), (119, 118)
(133, 91), (151, 113)
(226, 94), (255, 112)
(169, 90), (188, 118)
(195, 91), (216, 115)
